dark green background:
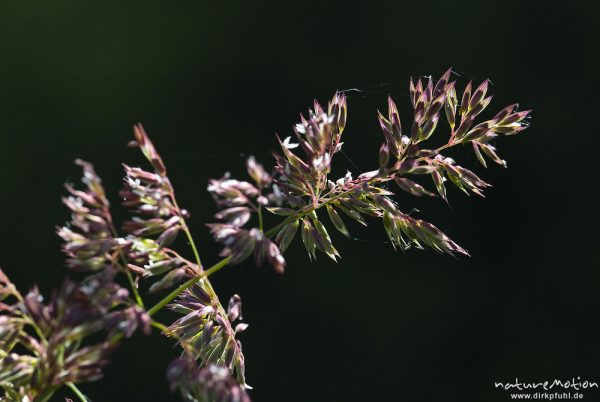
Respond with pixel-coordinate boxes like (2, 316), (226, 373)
(0, 1), (597, 401)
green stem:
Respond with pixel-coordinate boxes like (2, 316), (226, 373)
(150, 320), (171, 333)
(106, 218), (144, 308)
(166, 177), (203, 269)
(160, 181), (236, 327)
(267, 138), (460, 239)
(147, 256), (231, 316)
(148, 185), (365, 317)
(182, 223), (203, 269)
(67, 382), (88, 402)
(265, 186), (359, 238)
(34, 386), (60, 402)
(124, 268), (144, 308)
(28, 319), (48, 346)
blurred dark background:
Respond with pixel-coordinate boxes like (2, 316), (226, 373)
(0, 1), (598, 401)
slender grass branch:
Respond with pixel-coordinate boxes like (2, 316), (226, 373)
(35, 386), (60, 402)
(147, 256), (232, 316)
(106, 219), (144, 308)
(124, 269), (144, 308)
(181, 222), (203, 270)
(67, 382), (88, 402)
(149, 209), (303, 317)
(165, 176), (203, 269)
(150, 320), (171, 333)
(265, 184), (371, 238)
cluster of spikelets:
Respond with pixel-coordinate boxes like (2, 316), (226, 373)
(0, 127), (249, 401)
(209, 68), (530, 265)
(0, 68), (529, 402)
(0, 161), (152, 401)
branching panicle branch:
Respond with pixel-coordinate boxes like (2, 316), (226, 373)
(0, 68), (529, 402)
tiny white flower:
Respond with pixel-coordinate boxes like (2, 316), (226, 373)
(282, 136), (299, 149)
